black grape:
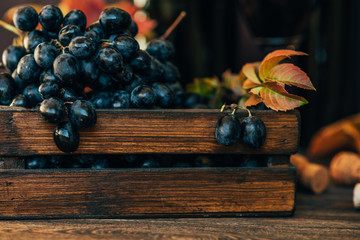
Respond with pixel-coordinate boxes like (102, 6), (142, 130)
(0, 74), (16, 105)
(215, 114), (241, 146)
(63, 9), (87, 31)
(99, 7), (131, 34)
(38, 5), (63, 32)
(130, 85), (156, 108)
(2, 45), (26, 73)
(34, 42), (58, 69)
(69, 100), (97, 128)
(240, 116), (266, 148)
(53, 121), (80, 153)
(39, 97), (66, 123)
(16, 54), (41, 84)
(13, 6), (38, 31)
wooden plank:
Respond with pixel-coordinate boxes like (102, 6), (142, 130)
(0, 187), (358, 239)
(0, 107), (299, 155)
(0, 167), (295, 218)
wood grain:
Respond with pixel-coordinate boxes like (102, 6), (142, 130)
(0, 187), (357, 240)
(0, 167), (295, 219)
(0, 107), (300, 155)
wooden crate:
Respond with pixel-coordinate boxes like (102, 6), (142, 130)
(0, 107), (299, 219)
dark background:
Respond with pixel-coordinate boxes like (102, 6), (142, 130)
(1, 0), (359, 150)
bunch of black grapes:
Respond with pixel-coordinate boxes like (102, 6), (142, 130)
(0, 5), (184, 153)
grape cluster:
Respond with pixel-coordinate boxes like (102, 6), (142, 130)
(1, 5), (184, 153)
(215, 106), (266, 148)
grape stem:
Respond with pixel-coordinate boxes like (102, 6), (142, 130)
(160, 11), (187, 40)
(221, 103), (252, 116)
(0, 20), (22, 37)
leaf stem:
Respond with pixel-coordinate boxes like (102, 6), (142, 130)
(160, 11), (186, 40)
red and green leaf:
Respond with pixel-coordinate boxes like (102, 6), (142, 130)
(260, 82), (308, 111)
(265, 63), (316, 90)
(259, 50), (308, 80)
(245, 93), (262, 107)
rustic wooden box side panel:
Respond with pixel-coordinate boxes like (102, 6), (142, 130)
(0, 167), (295, 219)
(0, 108), (300, 156)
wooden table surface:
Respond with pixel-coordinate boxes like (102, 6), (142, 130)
(0, 186), (358, 240)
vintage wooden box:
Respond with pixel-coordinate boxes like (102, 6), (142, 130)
(0, 107), (299, 219)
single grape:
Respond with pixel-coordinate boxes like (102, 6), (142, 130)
(124, 74), (147, 92)
(112, 63), (133, 84)
(112, 36), (139, 59)
(112, 90), (130, 108)
(99, 7), (131, 34)
(34, 42), (58, 69)
(39, 81), (60, 99)
(39, 69), (60, 84)
(162, 61), (180, 83)
(109, 32), (131, 43)
(84, 29), (101, 47)
(58, 25), (82, 47)
(96, 46), (123, 73)
(23, 30), (49, 53)
(215, 114), (241, 146)
(0, 74), (16, 105)
(240, 116), (266, 148)
(129, 50), (151, 72)
(152, 82), (174, 108)
(2, 45), (26, 73)
(59, 87), (78, 102)
(63, 9), (87, 31)
(10, 94), (29, 108)
(39, 97), (66, 123)
(25, 156), (48, 169)
(11, 71), (27, 92)
(69, 100), (97, 128)
(91, 158), (109, 169)
(130, 85), (156, 108)
(90, 91), (113, 108)
(69, 36), (96, 59)
(16, 54), (41, 84)
(90, 71), (118, 91)
(53, 121), (80, 153)
(23, 83), (43, 107)
(38, 5), (63, 32)
(79, 59), (99, 84)
(146, 39), (175, 61)
(182, 93), (206, 109)
(166, 81), (184, 107)
(141, 57), (165, 83)
(53, 53), (80, 86)
(127, 20), (138, 37)
(13, 6), (38, 31)
(86, 22), (107, 40)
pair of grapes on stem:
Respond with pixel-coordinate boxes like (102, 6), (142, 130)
(215, 104), (266, 148)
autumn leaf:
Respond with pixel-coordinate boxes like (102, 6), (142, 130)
(265, 63), (316, 90)
(260, 82), (308, 111)
(241, 62), (261, 84)
(259, 50), (308, 80)
(222, 70), (246, 96)
(242, 79), (260, 90)
(186, 77), (220, 98)
(245, 93), (262, 107)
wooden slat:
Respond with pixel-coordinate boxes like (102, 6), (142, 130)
(0, 167), (295, 218)
(0, 107), (299, 155)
